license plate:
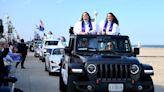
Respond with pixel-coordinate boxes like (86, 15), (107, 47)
(108, 83), (123, 92)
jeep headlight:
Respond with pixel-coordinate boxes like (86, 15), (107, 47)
(131, 64), (140, 74)
(87, 64), (97, 74)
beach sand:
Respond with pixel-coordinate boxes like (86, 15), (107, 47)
(138, 48), (164, 91)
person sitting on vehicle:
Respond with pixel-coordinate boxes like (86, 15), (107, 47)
(106, 42), (113, 51)
(73, 12), (98, 35)
(81, 39), (88, 48)
(98, 12), (120, 35)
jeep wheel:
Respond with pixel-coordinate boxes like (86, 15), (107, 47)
(140, 76), (154, 92)
(59, 69), (66, 92)
(66, 74), (77, 92)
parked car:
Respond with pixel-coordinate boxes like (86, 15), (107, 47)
(45, 47), (64, 75)
(59, 34), (154, 92)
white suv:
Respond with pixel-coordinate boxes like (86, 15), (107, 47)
(40, 39), (58, 62)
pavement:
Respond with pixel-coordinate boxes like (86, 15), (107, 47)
(15, 52), (60, 92)
(14, 51), (164, 92)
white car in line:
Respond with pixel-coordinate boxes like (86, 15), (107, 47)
(45, 47), (64, 75)
(40, 39), (59, 62)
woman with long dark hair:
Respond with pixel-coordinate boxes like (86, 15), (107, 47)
(99, 12), (120, 35)
(73, 12), (98, 35)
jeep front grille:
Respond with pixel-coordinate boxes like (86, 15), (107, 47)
(97, 64), (131, 80)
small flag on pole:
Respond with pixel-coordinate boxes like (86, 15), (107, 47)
(37, 20), (44, 31)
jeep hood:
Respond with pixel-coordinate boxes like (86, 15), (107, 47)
(78, 55), (140, 64)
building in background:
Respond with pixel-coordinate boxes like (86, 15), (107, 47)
(1, 16), (20, 43)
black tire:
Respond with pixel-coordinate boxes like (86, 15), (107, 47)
(59, 69), (66, 92)
(49, 72), (53, 75)
(42, 58), (45, 62)
(140, 76), (154, 92)
(66, 74), (77, 92)
(53, 72), (59, 76)
(59, 64), (77, 92)
(48, 62), (52, 75)
(39, 56), (42, 60)
(34, 54), (37, 57)
(45, 63), (48, 71)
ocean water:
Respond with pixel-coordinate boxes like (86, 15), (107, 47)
(132, 45), (164, 48)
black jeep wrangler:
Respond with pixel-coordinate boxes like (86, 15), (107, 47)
(59, 34), (154, 92)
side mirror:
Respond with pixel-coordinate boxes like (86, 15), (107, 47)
(133, 48), (140, 55)
(64, 47), (71, 55)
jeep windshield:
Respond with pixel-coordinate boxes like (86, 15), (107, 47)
(76, 35), (132, 55)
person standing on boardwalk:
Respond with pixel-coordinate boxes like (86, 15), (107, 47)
(16, 39), (28, 69)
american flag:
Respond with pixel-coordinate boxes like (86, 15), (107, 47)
(37, 20), (44, 31)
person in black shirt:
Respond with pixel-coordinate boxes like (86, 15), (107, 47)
(16, 39), (28, 69)
(0, 38), (10, 86)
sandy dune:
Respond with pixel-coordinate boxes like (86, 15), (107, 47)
(138, 48), (164, 90)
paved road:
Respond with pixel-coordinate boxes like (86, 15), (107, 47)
(15, 52), (60, 92)
(15, 52), (164, 92)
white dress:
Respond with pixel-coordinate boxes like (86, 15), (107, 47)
(73, 21), (98, 35)
(99, 20), (120, 35)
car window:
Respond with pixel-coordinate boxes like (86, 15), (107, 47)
(52, 48), (64, 55)
(45, 41), (58, 45)
(47, 49), (52, 54)
(76, 36), (131, 53)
